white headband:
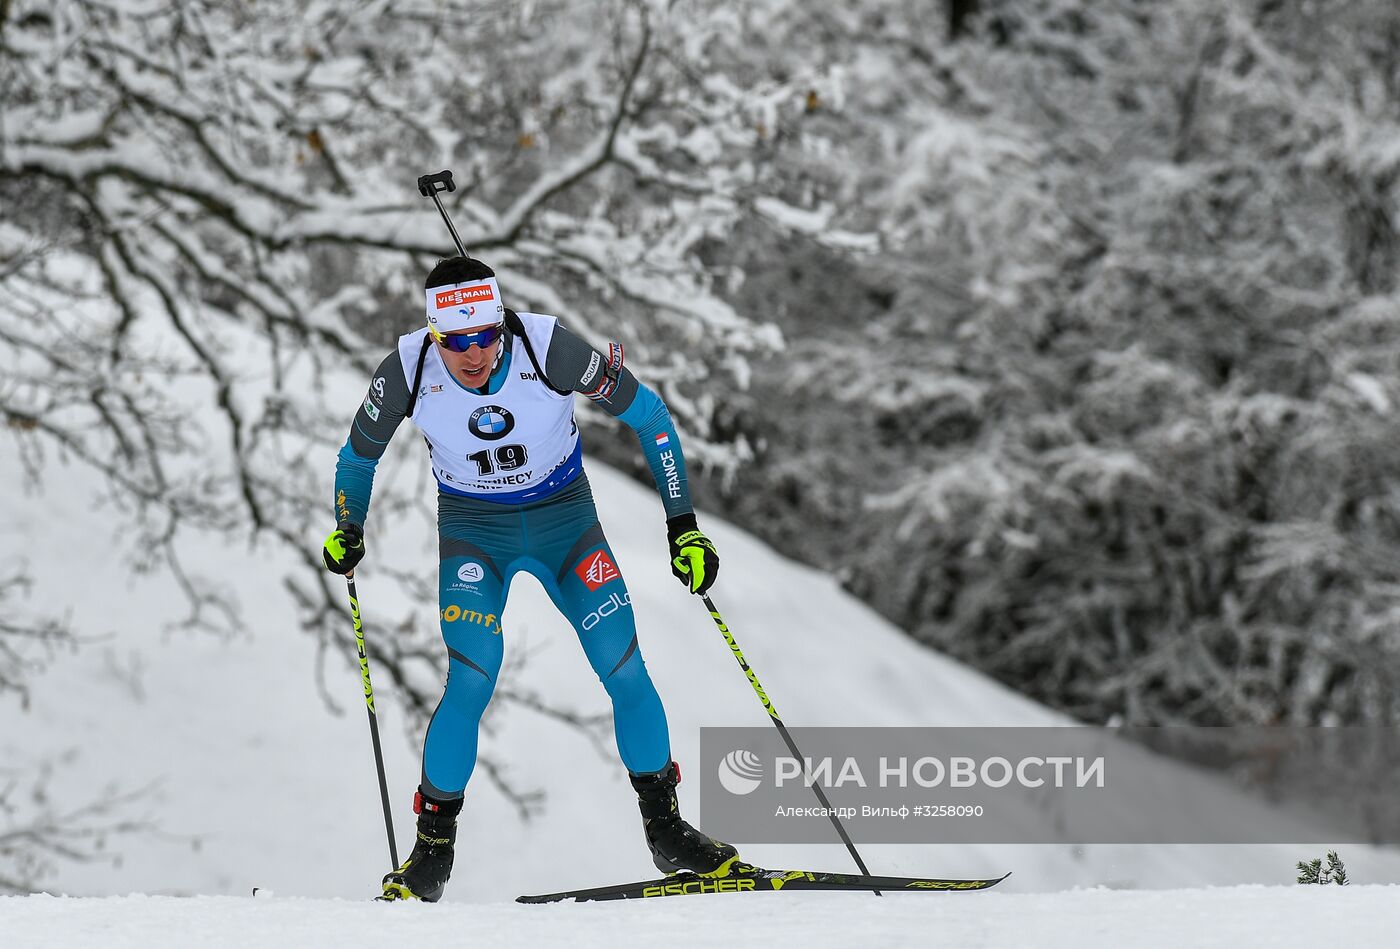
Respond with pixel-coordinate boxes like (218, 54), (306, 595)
(424, 277), (505, 336)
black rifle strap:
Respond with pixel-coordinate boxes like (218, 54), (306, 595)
(505, 309), (571, 396)
(404, 335), (433, 418)
(406, 312), (573, 411)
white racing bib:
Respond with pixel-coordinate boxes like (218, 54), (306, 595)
(397, 312), (579, 499)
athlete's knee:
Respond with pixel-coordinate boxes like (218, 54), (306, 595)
(439, 650), (496, 718)
(601, 645), (659, 707)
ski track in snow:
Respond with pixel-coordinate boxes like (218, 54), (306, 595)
(3, 885), (1396, 949)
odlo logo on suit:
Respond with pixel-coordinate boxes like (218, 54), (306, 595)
(582, 591), (632, 630)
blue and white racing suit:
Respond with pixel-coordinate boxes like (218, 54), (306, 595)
(334, 312), (692, 799)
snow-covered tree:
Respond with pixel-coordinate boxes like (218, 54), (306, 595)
(1, 0), (809, 876)
(668, 0), (1400, 729)
(847, 0), (1400, 726)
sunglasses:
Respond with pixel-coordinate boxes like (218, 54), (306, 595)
(436, 324), (504, 352)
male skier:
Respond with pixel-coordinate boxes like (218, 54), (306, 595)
(322, 256), (739, 901)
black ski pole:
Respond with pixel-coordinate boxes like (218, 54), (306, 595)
(417, 170), (468, 257)
(699, 593), (879, 892)
(346, 573), (400, 871)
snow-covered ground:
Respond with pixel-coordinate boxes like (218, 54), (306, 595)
(5, 885), (1397, 949)
(2, 433), (1396, 938)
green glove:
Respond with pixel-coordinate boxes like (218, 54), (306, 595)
(323, 521), (365, 575)
(667, 513), (719, 595)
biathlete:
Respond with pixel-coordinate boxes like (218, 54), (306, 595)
(322, 255), (739, 901)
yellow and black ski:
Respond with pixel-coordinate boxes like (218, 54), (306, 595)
(516, 865), (1010, 903)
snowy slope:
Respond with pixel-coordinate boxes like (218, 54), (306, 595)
(4, 885), (1398, 949)
(3, 443), (1399, 904)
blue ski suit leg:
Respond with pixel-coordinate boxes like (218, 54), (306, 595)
(421, 473), (671, 799)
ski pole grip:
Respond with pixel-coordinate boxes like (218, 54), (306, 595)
(417, 170), (456, 197)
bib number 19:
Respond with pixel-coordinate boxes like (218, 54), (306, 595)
(469, 444), (528, 476)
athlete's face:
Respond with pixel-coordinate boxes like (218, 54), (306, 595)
(437, 324), (504, 388)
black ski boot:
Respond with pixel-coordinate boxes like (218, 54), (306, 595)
(380, 790), (462, 902)
(630, 761), (740, 877)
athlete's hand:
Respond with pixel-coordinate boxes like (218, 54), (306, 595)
(667, 513), (719, 595)
(323, 521), (366, 575)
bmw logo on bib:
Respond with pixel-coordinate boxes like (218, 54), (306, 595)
(469, 405), (515, 441)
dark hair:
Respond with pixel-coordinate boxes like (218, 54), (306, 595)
(425, 256), (494, 289)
